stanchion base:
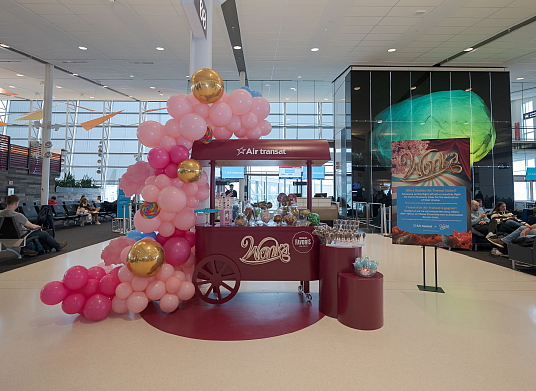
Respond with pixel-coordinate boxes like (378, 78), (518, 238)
(417, 285), (445, 293)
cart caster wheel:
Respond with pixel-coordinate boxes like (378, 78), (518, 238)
(298, 285), (303, 293)
(193, 254), (241, 305)
(306, 293), (312, 302)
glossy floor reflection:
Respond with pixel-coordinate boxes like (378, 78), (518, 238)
(1, 235), (536, 390)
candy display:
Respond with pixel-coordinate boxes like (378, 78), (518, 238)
(353, 257), (378, 278)
(140, 201), (161, 219)
(308, 213), (321, 226)
(260, 210), (271, 224)
(234, 213), (247, 226)
(284, 214), (297, 226)
(273, 214), (283, 224)
(200, 126), (214, 144)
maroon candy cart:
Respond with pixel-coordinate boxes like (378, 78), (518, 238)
(190, 139), (331, 304)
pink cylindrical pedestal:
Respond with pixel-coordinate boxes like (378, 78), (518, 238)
(337, 272), (383, 330)
(319, 245), (361, 318)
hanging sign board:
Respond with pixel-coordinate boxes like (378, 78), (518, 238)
(523, 110), (536, 120)
(182, 0), (208, 39)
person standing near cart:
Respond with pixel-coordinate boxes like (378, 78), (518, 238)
(225, 184), (237, 198)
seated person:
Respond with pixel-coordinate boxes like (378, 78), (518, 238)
(78, 197), (101, 225)
(487, 201), (528, 236)
(48, 196), (58, 205)
(477, 199), (485, 213)
(471, 200), (489, 236)
(0, 195), (67, 255)
(487, 223), (536, 249)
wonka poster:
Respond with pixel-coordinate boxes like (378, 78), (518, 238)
(391, 138), (471, 249)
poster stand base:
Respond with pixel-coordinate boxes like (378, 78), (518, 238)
(417, 285), (445, 293)
(418, 245), (445, 294)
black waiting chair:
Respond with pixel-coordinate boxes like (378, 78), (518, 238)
(0, 217), (36, 259)
(18, 206), (39, 224)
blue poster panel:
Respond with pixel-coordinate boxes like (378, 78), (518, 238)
(117, 189), (130, 219)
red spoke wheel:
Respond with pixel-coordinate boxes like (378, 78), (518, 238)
(193, 254), (241, 304)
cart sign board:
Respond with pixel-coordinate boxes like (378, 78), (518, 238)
(526, 167), (536, 180)
(391, 138), (472, 249)
(279, 167), (302, 179)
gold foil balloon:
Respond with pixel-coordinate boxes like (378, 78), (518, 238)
(177, 158), (203, 183)
(190, 68), (224, 104)
(126, 239), (164, 277)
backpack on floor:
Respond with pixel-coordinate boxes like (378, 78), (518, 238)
(26, 237), (44, 253)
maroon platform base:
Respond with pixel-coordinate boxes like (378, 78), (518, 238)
(337, 272), (383, 330)
(141, 292), (324, 341)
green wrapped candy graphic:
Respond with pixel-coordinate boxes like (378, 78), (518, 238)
(371, 90), (496, 166)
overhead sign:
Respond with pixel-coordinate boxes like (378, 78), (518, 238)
(279, 167), (302, 179)
(523, 110), (536, 120)
(181, 0), (208, 39)
(527, 167), (536, 180)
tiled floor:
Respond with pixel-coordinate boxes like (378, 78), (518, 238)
(1, 234), (536, 390)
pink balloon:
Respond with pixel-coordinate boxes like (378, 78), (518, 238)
(40, 281), (70, 305)
(137, 121), (165, 148)
(258, 119), (272, 136)
(62, 293), (86, 314)
(247, 127), (262, 140)
(186, 196), (199, 209)
(83, 294), (112, 321)
(182, 183), (198, 197)
(217, 91), (229, 104)
(158, 221), (176, 237)
(171, 177), (184, 188)
(156, 263), (175, 282)
(146, 280), (166, 301)
(163, 237), (191, 267)
(250, 97), (270, 119)
(147, 148), (171, 169)
(241, 112), (258, 130)
(118, 265), (135, 283)
(193, 103), (210, 118)
(196, 187), (210, 202)
(164, 163), (178, 178)
(176, 136), (193, 150)
(167, 94), (193, 120)
(155, 174), (172, 189)
(179, 113), (207, 141)
(197, 171), (208, 186)
(131, 277), (149, 292)
(141, 184), (160, 202)
(144, 175), (156, 186)
(115, 282), (134, 300)
(158, 186), (187, 213)
(119, 246), (131, 264)
(183, 252), (196, 268)
(160, 135), (177, 151)
(177, 281), (195, 300)
(228, 89), (253, 115)
(213, 126), (233, 140)
(126, 292), (149, 314)
(87, 266), (106, 281)
(209, 102), (232, 127)
(234, 127), (247, 138)
(79, 278), (99, 298)
(119, 161), (155, 197)
(172, 208), (196, 231)
(156, 233), (170, 246)
(226, 115), (241, 132)
(165, 118), (182, 138)
(187, 93), (200, 105)
(104, 265), (114, 273)
(158, 212), (176, 222)
(184, 231), (196, 247)
(134, 211), (161, 233)
(165, 276), (182, 293)
(63, 266), (89, 291)
(159, 294), (179, 313)
(174, 270), (187, 281)
(99, 274), (120, 296)
(169, 145), (190, 164)
(112, 296), (128, 314)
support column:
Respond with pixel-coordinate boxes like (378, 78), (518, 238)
(40, 63), (53, 205)
(239, 71), (246, 87)
(189, 0), (214, 76)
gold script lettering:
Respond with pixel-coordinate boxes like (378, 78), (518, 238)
(398, 149), (462, 183)
(239, 236), (291, 265)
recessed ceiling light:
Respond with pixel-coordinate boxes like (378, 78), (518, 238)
(8, 85), (15, 88)
(186, 75), (190, 78)
(388, 48), (396, 52)
(156, 47), (164, 51)
(130, 75), (134, 78)
(150, 86), (156, 89)
(0, 43), (9, 48)
(377, 120), (383, 124)
(311, 47), (319, 52)
(90, 96), (95, 99)
(233, 45), (241, 50)
(517, 77), (524, 80)
(323, 98), (329, 101)
(16, 74), (23, 77)
(410, 86), (417, 90)
(285, 98), (289, 100)
(464, 47), (474, 52)
(298, 76), (302, 79)
(159, 93), (163, 96)
(72, 73), (78, 76)
(103, 85), (107, 88)
(265, 84), (270, 87)
(79, 46), (87, 50)
(415, 10), (427, 15)
(465, 88), (472, 91)
(53, 96), (56, 99)
(56, 85), (62, 88)
(290, 87), (296, 91)
(354, 86), (360, 91)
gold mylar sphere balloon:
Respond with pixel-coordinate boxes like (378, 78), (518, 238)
(177, 158), (203, 183)
(191, 68), (224, 104)
(126, 239), (165, 278)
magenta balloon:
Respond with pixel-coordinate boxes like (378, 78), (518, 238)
(154, 174), (172, 189)
(167, 94), (193, 120)
(156, 233), (170, 246)
(193, 103), (210, 118)
(247, 127), (262, 140)
(164, 163), (178, 178)
(147, 148), (171, 169)
(228, 89), (253, 115)
(137, 121), (165, 148)
(134, 210), (161, 233)
(79, 278), (99, 298)
(87, 266), (106, 281)
(165, 118), (182, 138)
(141, 184), (160, 202)
(258, 119), (272, 136)
(241, 112), (258, 130)
(63, 266), (89, 290)
(109, 266), (122, 276)
(226, 115), (241, 132)
(99, 274), (120, 296)
(163, 237), (191, 266)
(40, 281), (70, 305)
(234, 127), (247, 138)
(159, 294), (180, 313)
(158, 221), (176, 237)
(250, 97), (270, 119)
(213, 126), (233, 140)
(83, 294), (112, 321)
(179, 113), (207, 141)
(154, 167), (165, 176)
(172, 208), (197, 230)
(62, 293), (87, 314)
(160, 135), (177, 152)
(169, 145), (190, 164)
(158, 186), (187, 213)
(183, 231), (195, 247)
(209, 102), (233, 127)
(172, 228), (186, 238)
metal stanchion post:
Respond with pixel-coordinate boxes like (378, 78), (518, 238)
(388, 206), (392, 235)
(127, 202), (132, 232)
(365, 203), (370, 230)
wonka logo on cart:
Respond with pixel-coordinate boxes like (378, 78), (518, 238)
(237, 146), (287, 156)
(292, 231), (315, 253)
(239, 236), (291, 265)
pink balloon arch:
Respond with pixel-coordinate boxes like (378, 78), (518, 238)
(40, 78), (273, 321)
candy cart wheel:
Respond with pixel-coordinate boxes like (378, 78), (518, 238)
(193, 254), (241, 305)
(306, 293), (312, 302)
(298, 284), (303, 293)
